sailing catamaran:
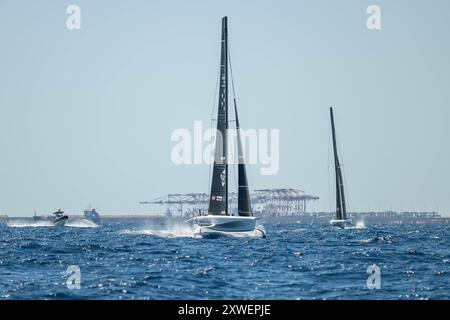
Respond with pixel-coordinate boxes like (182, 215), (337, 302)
(329, 107), (352, 229)
(186, 17), (265, 238)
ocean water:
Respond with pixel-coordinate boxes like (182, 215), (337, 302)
(0, 220), (449, 300)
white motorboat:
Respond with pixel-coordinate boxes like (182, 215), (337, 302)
(52, 209), (68, 227)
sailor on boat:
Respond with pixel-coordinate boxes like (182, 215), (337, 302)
(186, 17), (265, 238)
(329, 107), (352, 229)
(52, 209), (69, 227)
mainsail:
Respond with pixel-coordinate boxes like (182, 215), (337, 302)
(330, 107), (347, 220)
(208, 17), (229, 215)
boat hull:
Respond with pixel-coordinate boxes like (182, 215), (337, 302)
(330, 219), (352, 229)
(194, 226), (266, 238)
(186, 215), (265, 238)
(53, 216), (68, 227)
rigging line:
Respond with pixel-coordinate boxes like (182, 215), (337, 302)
(338, 139), (350, 213)
(335, 123), (349, 212)
(328, 116), (332, 213)
(210, 62), (221, 123)
(207, 59), (222, 203)
(232, 154), (237, 214)
(233, 124), (238, 214)
(229, 115), (238, 200)
(228, 40), (238, 112)
(228, 40), (238, 214)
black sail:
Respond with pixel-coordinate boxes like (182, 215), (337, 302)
(234, 98), (252, 216)
(208, 17), (229, 215)
(330, 107), (347, 220)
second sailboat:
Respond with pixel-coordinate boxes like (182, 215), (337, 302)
(329, 107), (352, 229)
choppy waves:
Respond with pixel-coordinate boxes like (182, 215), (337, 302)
(0, 222), (449, 299)
(121, 222), (195, 238)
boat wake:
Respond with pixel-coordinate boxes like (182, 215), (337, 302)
(279, 228), (307, 234)
(6, 220), (53, 228)
(355, 219), (366, 229)
(121, 223), (266, 239)
(121, 223), (195, 238)
(358, 235), (392, 244)
(6, 219), (98, 228)
(345, 220), (366, 230)
(66, 219), (99, 228)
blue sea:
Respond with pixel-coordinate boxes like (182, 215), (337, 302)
(0, 220), (449, 300)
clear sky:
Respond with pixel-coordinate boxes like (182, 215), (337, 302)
(1, 1), (449, 216)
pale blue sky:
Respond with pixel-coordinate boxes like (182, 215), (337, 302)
(1, 1), (449, 216)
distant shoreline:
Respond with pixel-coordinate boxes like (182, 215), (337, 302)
(1, 213), (449, 225)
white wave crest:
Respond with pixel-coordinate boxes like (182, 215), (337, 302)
(66, 219), (99, 228)
(121, 223), (195, 238)
(6, 220), (53, 228)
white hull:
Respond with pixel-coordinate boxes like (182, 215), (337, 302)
(194, 226), (266, 238)
(330, 219), (352, 229)
(186, 215), (266, 238)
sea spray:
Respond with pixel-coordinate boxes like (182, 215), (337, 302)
(121, 220), (195, 238)
(6, 220), (53, 228)
(66, 219), (99, 228)
(6, 219), (98, 228)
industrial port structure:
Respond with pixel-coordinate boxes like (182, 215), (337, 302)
(140, 188), (320, 218)
(137, 189), (446, 224)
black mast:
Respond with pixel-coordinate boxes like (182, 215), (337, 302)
(234, 98), (252, 216)
(208, 17), (229, 216)
(330, 107), (347, 220)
